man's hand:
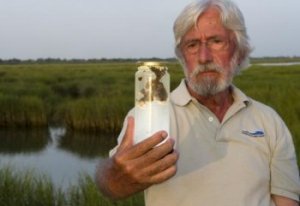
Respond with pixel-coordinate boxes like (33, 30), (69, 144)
(272, 195), (299, 206)
(96, 116), (179, 199)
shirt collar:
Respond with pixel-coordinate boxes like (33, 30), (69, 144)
(170, 79), (250, 107)
(231, 85), (250, 107)
(171, 79), (192, 106)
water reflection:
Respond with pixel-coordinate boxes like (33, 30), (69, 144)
(0, 128), (50, 154)
(58, 130), (117, 159)
(0, 127), (117, 189)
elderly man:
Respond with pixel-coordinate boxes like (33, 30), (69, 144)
(96, 0), (300, 205)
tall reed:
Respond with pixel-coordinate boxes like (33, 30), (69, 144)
(0, 95), (47, 127)
(0, 166), (144, 206)
(58, 96), (131, 134)
(0, 167), (65, 206)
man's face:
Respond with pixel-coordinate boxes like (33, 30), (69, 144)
(180, 7), (238, 97)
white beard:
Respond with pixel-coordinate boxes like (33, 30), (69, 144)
(186, 53), (239, 97)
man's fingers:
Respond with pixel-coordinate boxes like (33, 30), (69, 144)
(143, 147), (178, 177)
(135, 138), (175, 165)
(150, 165), (177, 184)
(129, 131), (169, 157)
(145, 150), (178, 184)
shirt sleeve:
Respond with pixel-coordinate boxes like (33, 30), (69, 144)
(270, 116), (300, 201)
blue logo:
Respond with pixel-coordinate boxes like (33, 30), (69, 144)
(242, 130), (265, 137)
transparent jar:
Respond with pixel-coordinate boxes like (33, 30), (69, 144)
(134, 62), (170, 144)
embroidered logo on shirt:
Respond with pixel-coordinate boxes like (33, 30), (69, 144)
(242, 130), (265, 137)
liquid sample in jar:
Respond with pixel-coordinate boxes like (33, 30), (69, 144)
(134, 62), (170, 144)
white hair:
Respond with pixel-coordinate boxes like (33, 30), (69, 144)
(173, 0), (252, 72)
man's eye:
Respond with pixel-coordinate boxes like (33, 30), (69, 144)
(186, 42), (198, 48)
(211, 38), (223, 44)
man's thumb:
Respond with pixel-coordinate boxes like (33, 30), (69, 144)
(118, 116), (135, 150)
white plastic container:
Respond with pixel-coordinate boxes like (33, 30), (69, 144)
(134, 62), (170, 144)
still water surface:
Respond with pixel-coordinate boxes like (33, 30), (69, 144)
(0, 127), (116, 189)
(256, 62), (300, 66)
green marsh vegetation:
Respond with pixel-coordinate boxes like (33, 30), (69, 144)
(0, 63), (135, 132)
(0, 62), (299, 159)
(0, 167), (144, 206)
(0, 62), (183, 133)
(0, 61), (299, 205)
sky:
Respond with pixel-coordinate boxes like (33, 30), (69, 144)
(0, 0), (299, 60)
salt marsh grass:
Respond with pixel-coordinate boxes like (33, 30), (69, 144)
(0, 63), (137, 131)
(0, 62), (182, 133)
(0, 62), (299, 149)
(0, 167), (144, 206)
(0, 167), (64, 206)
(0, 62), (299, 205)
(0, 95), (47, 127)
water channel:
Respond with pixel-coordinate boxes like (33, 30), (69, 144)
(0, 127), (117, 189)
(256, 62), (300, 66)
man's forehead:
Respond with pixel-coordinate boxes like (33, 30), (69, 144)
(197, 7), (222, 27)
(185, 6), (232, 38)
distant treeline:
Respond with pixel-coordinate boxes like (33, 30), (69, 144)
(1, 56), (300, 65)
(0, 57), (177, 65)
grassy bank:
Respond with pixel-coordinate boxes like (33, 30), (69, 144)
(0, 167), (144, 206)
(0, 62), (183, 133)
(0, 63), (299, 149)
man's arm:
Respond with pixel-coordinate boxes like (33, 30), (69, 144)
(95, 116), (179, 200)
(272, 195), (299, 206)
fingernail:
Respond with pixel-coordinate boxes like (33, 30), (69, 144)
(161, 131), (168, 139)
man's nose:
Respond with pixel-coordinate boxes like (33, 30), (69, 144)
(197, 45), (213, 64)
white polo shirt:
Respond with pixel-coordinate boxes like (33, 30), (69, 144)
(112, 80), (300, 206)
